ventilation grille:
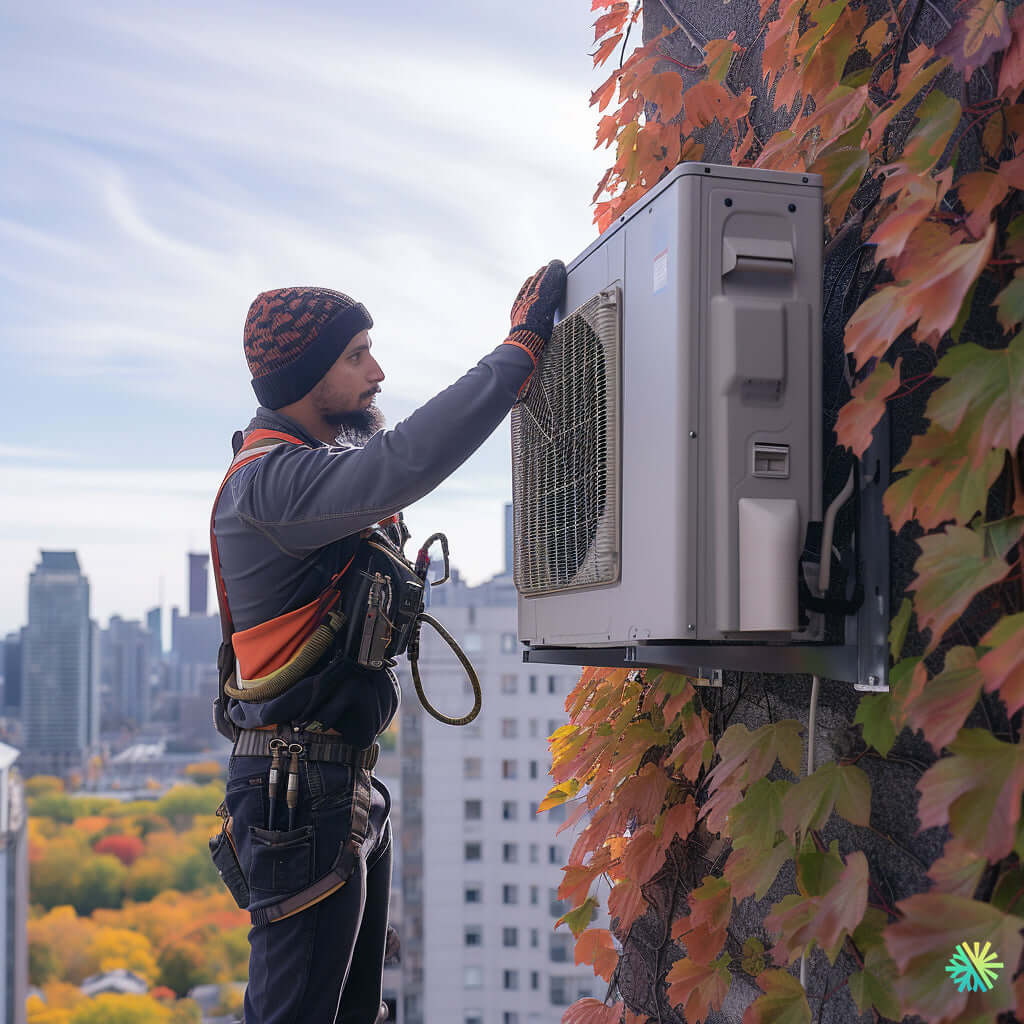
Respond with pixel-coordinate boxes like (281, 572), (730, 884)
(512, 287), (621, 596)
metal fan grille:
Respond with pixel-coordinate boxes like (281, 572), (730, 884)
(512, 288), (621, 595)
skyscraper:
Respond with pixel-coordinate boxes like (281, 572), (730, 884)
(1, 633), (22, 720)
(0, 742), (27, 1024)
(145, 606), (163, 660)
(188, 552), (209, 617)
(100, 617), (153, 730)
(20, 552), (94, 779)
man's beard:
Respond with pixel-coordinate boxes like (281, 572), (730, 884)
(326, 401), (387, 446)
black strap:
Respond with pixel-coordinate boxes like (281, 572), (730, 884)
(232, 729), (379, 769)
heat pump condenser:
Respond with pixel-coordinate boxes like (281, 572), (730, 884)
(513, 162), (823, 649)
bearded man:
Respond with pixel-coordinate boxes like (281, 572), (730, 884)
(209, 261), (566, 1024)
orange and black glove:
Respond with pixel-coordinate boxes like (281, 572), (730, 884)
(503, 260), (567, 371)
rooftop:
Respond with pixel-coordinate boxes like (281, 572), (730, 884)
(38, 550), (81, 572)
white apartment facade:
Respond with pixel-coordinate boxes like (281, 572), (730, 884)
(399, 567), (603, 1024)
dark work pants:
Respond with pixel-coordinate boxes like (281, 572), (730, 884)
(224, 752), (392, 1024)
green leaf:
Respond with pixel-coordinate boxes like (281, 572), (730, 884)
(885, 892), (1023, 1020)
(796, 840), (844, 897)
(744, 969), (812, 1024)
(917, 728), (1024, 860)
(950, 277), (978, 342)
(725, 839), (795, 903)
(851, 907), (890, 953)
(927, 332), (1024, 455)
(810, 105), (871, 224)
(854, 693), (897, 756)
(978, 611), (1024, 716)
(728, 778), (790, 850)
(781, 761), (872, 838)
(903, 646), (985, 753)
(848, 945), (902, 1020)
(902, 88), (962, 173)
(991, 865), (1024, 916)
(557, 896), (599, 938)
(889, 597), (913, 660)
(741, 937), (767, 976)
(908, 525), (1010, 648)
(976, 514), (1024, 559)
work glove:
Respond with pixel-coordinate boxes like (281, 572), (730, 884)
(503, 260), (567, 370)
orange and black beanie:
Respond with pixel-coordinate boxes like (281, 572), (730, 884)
(243, 286), (374, 409)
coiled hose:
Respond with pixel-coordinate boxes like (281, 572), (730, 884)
(408, 612), (482, 726)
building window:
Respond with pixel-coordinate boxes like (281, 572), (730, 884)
(529, 674), (538, 694)
(529, 886), (539, 906)
(503, 926), (518, 947)
(550, 934), (572, 963)
(502, 759), (517, 779)
(529, 718), (539, 738)
(464, 966), (483, 989)
(464, 842), (482, 862)
(503, 801), (518, 821)
(549, 845), (563, 864)
(548, 674), (557, 694)
(531, 970), (540, 990)
(547, 719), (559, 736)
(501, 633), (518, 654)
(502, 843), (518, 863)
(464, 799), (483, 821)
(464, 886), (482, 904)
(503, 969), (519, 991)
(500, 673), (518, 694)
(466, 1014), (483, 1024)
(530, 927), (539, 947)
(529, 843), (538, 863)
(503, 1014), (520, 1024)
(502, 718), (518, 739)
(529, 759), (538, 779)
(502, 884), (519, 905)
(529, 802), (539, 817)
(465, 926), (483, 947)
(464, 756), (482, 780)
(550, 976), (569, 1005)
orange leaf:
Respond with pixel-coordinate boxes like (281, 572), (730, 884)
(620, 825), (668, 884)
(593, 3), (630, 43)
(561, 999), (624, 1024)
(999, 4), (1024, 96)
(644, 70), (685, 123)
(665, 955), (732, 1020)
(575, 928), (619, 981)
(673, 875), (732, 964)
(903, 646), (986, 752)
(868, 199), (933, 264)
(608, 877), (647, 932)
(979, 613), (1024, 715)
(591, 73), (619, 112)
(834, 358), (903, 457)
(866, 47), (950, 152)
(957, 170), (1011, 237)
(615, 763), (671, 827)
(593, 33), (623, 68)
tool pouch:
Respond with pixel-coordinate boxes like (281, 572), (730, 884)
(336, 532), (425, 670)
(209, 806), (250, 910)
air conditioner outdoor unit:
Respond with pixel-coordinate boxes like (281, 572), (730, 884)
(513, 162), (824, 653)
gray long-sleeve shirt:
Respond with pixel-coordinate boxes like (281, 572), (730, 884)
(213, 342), (533, 747)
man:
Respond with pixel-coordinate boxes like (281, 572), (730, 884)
(210, 261), (566, 1024)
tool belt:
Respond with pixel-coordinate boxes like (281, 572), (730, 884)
(232, 727), (379, 770)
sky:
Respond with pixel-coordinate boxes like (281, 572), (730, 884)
(0, 0), (617, 635)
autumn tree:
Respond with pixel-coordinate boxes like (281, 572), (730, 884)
(550, 1), (1024, 1022)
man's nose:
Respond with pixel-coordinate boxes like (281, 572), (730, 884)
(369, 356), (385, 382)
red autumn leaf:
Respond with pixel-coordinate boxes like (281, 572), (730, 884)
(658, 798), (697, 846)
(93, 834), (145, 866)
(979, 612), (1024, 715)
(672, 875), (732, 965)
(884, 892), (1023, 1020)
(908, 524), (1010, 648)
(575, 928), (619, 981)
(742, 969), (812, 1024)
(591, 75), (618, 113)
(999, 151), (1024, 189)
(884, 422), (1006, 530)
(998, 4), (1024, 96)
(668, 705), (713, 778)
(682, 80), (754, 130)
(595, 115), (619, 149)
(608, 877), (646, 933)
(926, 329), (1024, 454)
(643, 70), (685, 123)
(561, 998), (624, 1024)
(917, 728), (1024, 860)
(834, 358), (903, 457)
(705, 38), (741, 83)
(935, 0), (1012, 79)
(665, 954), (732, 1021)
(957, 170), (1011, 237)
(592, 33), (623, 68)
(903, 646), (986, 752)
(926, 836), (987, 897)
(868, 198), (934, 264)
(801, 14), (858, 102)
(614, 762), (671, 827)
(844, 224), (995, 367)
(866, 47), (950, 150)
(593, 3), (630, 43)
(620, 825), (668, 885)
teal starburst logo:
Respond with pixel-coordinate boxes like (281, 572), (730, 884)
(945, 941), (1004, 992)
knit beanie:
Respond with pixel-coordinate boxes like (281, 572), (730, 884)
(243, 286), (374, 409)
